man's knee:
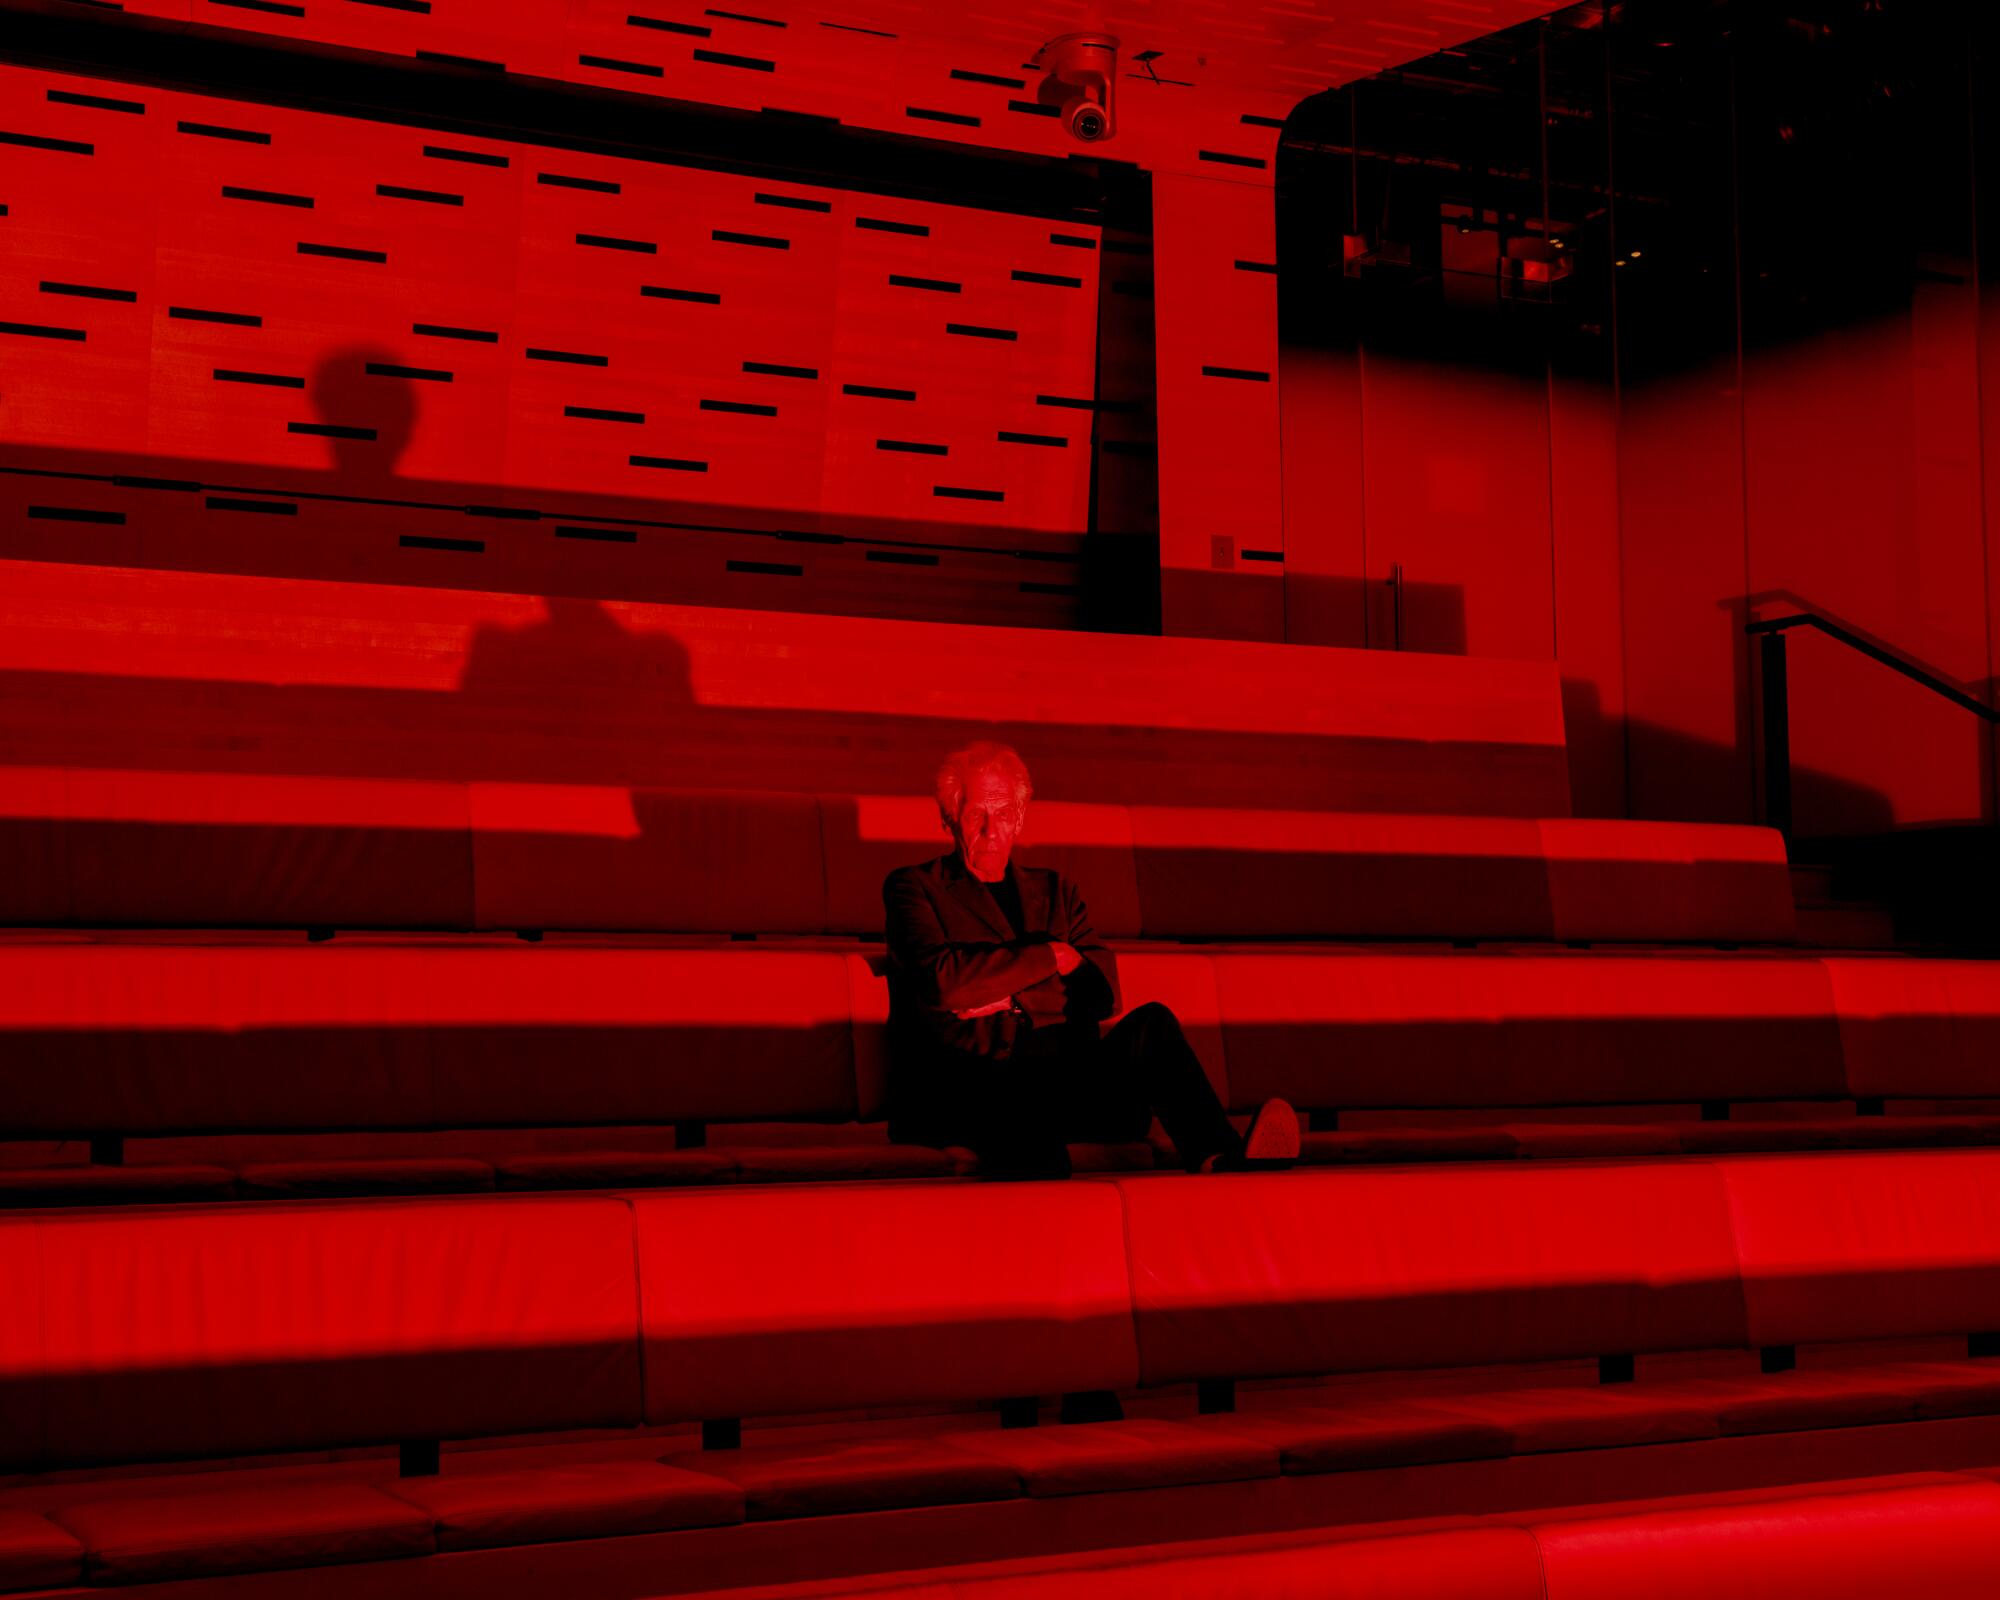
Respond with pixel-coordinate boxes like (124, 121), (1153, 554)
(1127, 999), (1185, 1035)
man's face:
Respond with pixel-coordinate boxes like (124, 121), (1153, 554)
(948, 766), (1025, 883)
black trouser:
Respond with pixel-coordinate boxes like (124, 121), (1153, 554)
(948, 1002), (1244, 1179)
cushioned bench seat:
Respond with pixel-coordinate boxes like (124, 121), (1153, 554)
(0, 764), (1793, 945)
(1123, 812), (1793, 944)
(0, 565), (1777, 947)
(0, 1194), (647, 1475)
(15, 1113), (2000, 1217)
(1302, 1114), (2000, 1166)
(12, 1154), (2000, 1588)
(1527, 1473), (2000, 1600)
(657, 1435), (1018, 1522)
(663, 1421), (1278, 1511)
(0, 944), (872, 1140)
(51, 1483), (436, 1588)
(494, 1148), (744, 1191)
(806, 1525), (1549, 1598)
(11, 1113), (2000, 1209)
(798, 1474), (2000, 1599)
(12, 943), (1987, 1158)
(496, 1141), (968, 1190)
(0, 1512), (79, 1596)
(383, 1460), (744, 1554)
(18, 1155), (2000, 1476)
(0, 558), (1571, 823)
(1823, 957), (2000, 1100)
(929, 1418), (1276, 1499)
(0, 1163), (235, 1207)
(17, 1363), (2000, 1592)
(1216, 951), (1848, 1114)
(236, 1157), (498, 1197)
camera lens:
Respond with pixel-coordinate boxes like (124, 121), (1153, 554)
(1075, 106), (1104, 139)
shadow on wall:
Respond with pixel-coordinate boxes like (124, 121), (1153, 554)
(457, 594), (694, 714)
(1, 357), (1897, 828)
(310, 345), (420, 490)
(1560, 677), (1892, 835)
(0, 351), (1131, 636)
(1724, 591), (1994, 835)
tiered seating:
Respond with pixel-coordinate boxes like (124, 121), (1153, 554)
(0, 770), (1796, 942)
(10, 942), (2000, 1201)
(27, 955), (2000, 1196)
(10, 1151), (2000, 1592)
(0, 559), (1571, 816)
(763, 1478), (2000, 1598)
(0, 554), (1848, 1199)
(4, 13), (1985, 1593)
(0, 561), (1791, 942)
(6, 555), (1995, 1591)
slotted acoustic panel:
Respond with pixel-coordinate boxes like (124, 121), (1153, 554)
(0, 62), (1108, 625)
(17, 0), (1568, 172)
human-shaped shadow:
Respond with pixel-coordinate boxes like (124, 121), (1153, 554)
(299, 349), (699, 779)
(455, 592), (694, 749)
(309, 344), (420, 492)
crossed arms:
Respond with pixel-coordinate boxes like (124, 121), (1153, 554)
(883, 869), (1119, 1023)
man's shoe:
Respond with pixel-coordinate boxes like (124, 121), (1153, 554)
(1199, 1098), (1300, 1172)
(1244, 1097), (1300, 1162)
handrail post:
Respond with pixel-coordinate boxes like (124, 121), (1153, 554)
(1759, 630), (1792, 841)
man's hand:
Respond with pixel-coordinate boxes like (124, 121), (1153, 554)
(945, 945), (1081, 1015)
(952, 996), (1014, 1020)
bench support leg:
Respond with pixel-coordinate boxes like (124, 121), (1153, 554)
(1197, 1378), (1237, 1414)
(998, 1397), (1039, 1430)
(702, 1418), (740, 1451)
(1059, 1390), (1123, 1424)
(399, 1441), (440, 1478)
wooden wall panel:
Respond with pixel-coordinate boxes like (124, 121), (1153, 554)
(0, 62), (1104, 627)
(1153, 171), (1284, 640)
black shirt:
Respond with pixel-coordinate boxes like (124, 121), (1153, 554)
(986, 866), (1028, 940)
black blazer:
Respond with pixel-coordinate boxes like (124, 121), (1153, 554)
(882, 852), (1120, 1141)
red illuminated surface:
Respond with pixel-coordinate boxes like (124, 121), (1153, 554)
(6, 1), (2000, 1594)
(803, 1485), (2000, 1598)
(0, 64), (1103, 530)
(0, 558), (1573, 817)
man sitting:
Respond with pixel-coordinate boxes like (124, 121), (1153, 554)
(883, 740), (1299, 1180)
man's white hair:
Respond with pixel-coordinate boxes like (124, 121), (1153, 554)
(935, 741), (1033, 825)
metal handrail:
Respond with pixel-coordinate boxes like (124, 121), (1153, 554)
(1746, 613), (2000, 723)
(1745, 611), (2000, 840)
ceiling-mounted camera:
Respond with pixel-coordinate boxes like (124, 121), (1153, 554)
(1036, 33), (1118, 143)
